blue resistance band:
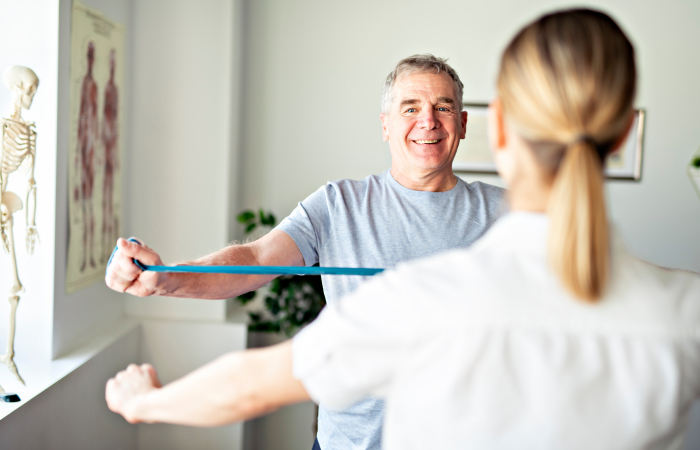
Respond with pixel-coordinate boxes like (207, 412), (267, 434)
(106, 238), (384, 277)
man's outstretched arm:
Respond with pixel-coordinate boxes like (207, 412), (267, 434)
(106, 341), (310, 427)
(105, 229), (305, 299)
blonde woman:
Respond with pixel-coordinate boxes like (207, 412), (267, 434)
(106, 9), (700, 449)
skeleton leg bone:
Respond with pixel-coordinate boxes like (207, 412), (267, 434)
(2, 296), (24, 385)
(0, 209), (25, 385)
(25, 177), (38, 254)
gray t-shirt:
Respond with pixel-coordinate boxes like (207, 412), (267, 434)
(277, 169), (505, 450)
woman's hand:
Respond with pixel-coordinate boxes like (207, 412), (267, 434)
(105, 363), (162, 424)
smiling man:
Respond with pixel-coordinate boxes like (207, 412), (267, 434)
(381, 69), (465, 191)
(105, 54), (505, 450)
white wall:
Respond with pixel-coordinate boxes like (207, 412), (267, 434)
(138, 320), (247, 450)
(239, 1), (700, 448)
(127, 0), (239, 321)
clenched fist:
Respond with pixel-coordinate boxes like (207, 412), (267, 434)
(105, 238), (168, 297)
(106, 363), (162, 424)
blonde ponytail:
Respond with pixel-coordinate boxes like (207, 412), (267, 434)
(496, 9), (636, 302)
(548, 140), (609, 301)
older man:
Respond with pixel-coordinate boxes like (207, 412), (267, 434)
(106, 54), (505, 450)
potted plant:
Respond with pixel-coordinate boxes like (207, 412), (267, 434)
(235, 209), (326, 337)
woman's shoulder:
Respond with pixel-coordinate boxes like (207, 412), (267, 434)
(606, 246), (700, 329)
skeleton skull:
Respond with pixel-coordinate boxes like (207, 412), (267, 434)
(3, 66), (39, 111)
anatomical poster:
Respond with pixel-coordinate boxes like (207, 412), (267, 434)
(67, 1), (125, 293)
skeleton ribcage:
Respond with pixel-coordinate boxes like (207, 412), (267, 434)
(2, 120), (36, 176)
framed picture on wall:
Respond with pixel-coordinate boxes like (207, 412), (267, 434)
(453, 103), (646, 181)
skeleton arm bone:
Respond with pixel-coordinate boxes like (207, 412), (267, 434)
(24, 129), (37, 253)
(0, 120), (8, 251)
(105, 229), (305, 299)
(106, 341), (309, 426)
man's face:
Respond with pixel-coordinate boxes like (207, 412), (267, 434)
(380, 72), (467, 177)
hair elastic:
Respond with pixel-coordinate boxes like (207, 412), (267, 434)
(571, 135), (607, 163)
(572, 134), (597, 147)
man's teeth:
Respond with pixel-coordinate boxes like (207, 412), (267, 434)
(415, 140), (440, 144)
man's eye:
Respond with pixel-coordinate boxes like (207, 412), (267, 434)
(405, 108), (417, 113)
(437, 107), (451, 112)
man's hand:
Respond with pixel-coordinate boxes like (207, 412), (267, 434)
(105, 238), (168, 297)
(106, 363), (162, 424)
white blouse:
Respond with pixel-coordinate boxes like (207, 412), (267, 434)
(293, 212), (700, 450)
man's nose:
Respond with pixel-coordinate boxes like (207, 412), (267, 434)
(417, 108), (439, 130)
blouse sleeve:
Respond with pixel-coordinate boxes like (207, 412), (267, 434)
(291, 263), (429, 410)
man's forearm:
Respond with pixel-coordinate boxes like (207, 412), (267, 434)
(155, 229), (305, 300)
(109, 230), (304, 299)
(123, 342), (310, 427)
(160, 243), (277, 300)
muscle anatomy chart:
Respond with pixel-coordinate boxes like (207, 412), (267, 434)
(67, 1), (124, 293)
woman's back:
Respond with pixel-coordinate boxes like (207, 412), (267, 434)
(377, 213), (700, 449)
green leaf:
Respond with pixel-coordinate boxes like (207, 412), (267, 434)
(236, 290), (257, 305)
(261, 212), (277, 227)
(266, 296), (281, 315)
(245, 223), (257, 234)
(268, 278), (282, 294)
(237, 210), (255, 223)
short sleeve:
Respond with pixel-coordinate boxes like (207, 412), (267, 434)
(276, 184), (336, 267)
(292, 264), (428, 410)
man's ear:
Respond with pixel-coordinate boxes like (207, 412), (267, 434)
(487, 99), (507, 152)
(459, 111), (468, 139)
(379, 113), (390, 142)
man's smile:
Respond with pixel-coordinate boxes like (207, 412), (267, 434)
(412, 139), (444, 144)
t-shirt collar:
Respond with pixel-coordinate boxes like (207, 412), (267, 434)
(384, 169), (463, 198)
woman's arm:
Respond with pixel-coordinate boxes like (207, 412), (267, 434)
(105, 341), (311, 427)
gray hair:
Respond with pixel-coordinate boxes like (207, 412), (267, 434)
(381, 54), (464, 114)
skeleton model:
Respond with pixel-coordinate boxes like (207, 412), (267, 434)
(0, 66), (39, 393)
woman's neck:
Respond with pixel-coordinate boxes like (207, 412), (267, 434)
(507, 174), (552, 213)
